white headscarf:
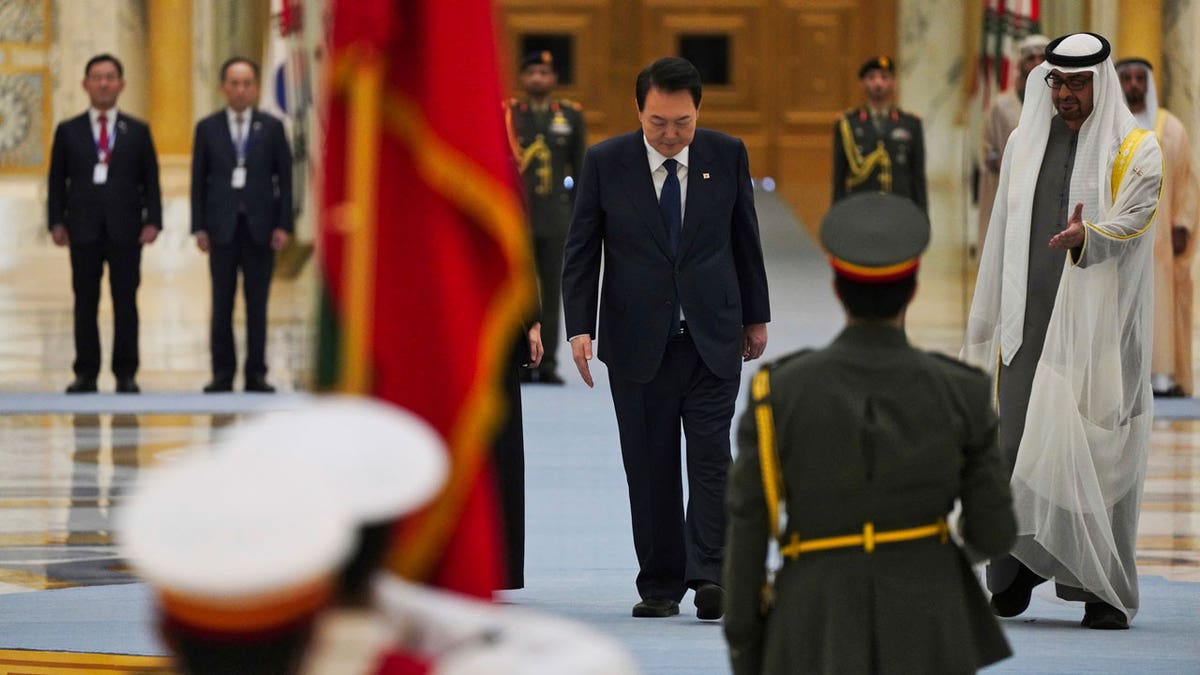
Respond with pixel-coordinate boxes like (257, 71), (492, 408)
(1017, 34), (1049, 61)
(994, 33), (1138, 363)
(1115, 59), (1159, 131)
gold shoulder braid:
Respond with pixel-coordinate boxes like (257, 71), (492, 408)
(751, 368), (785, 616)
(750, 366), (951, 617)
(519, 134), (554, 195)
(838, 115), (892, 192)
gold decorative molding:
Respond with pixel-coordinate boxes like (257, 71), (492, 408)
(0, 649), (172, 674)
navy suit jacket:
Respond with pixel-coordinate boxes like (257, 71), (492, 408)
(190, 109), (293, 246)
(562, 128), (771, 383)
(47, 111), (162, 245)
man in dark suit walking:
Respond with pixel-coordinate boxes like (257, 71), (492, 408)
(562, 57), (770, 620)
(191, 57), (292, 393)
(48, 53), (162, 394)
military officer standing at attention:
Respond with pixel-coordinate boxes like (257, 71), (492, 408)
(723, 194), (1014, 674)
(505, 50), (586, 384)
(832, 57), (927, 212)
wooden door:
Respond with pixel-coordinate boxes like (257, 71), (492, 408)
(495, 0), (896, 231)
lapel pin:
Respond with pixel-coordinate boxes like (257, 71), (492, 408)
(702, 172), (711, 180)
(253, 121), (262, 131)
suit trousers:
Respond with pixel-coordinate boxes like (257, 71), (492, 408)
(608, 330), (739, 601)
(69, 235), (141, 379)
(492, 330), (528, 590)
(209, 215), (275, 381)
(531, 229), (566, 374)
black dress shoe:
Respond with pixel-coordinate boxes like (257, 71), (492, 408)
(203, 379), (233, 393)
(65, 377), (98, 394)
(989, 563), (1047, 617)
(694, 583), (725, 620)
(244, 376), (276, 393)
(535, 370), (565, 385)
(115, 377), (140, 393)
(1082, 602), (1129, 629)
(631, 598), (679, 618)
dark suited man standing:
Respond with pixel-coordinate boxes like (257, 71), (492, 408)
(191, 57), (292, 393)
(562, 57), (770, 620)
(49, 53), (161, 394)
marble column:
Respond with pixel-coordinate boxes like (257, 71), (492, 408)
(50, 0), (148, 122)
(147, 0), (192, 157)
(1163, 0), (1200, 141)
(897, 0), (969, 252)
(191, 0), (217, 123)
(896, 0), (972, 336)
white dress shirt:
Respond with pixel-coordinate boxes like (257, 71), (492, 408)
(644, 139), (688, 223)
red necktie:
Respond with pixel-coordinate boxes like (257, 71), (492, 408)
(98, 113), (110, 162)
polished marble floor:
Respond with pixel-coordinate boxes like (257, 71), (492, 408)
(0, 190), (1197, 674)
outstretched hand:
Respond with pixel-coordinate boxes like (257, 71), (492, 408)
(1048, 202), (1085, 250)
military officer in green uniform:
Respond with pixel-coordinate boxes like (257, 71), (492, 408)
(723, 193), (1014, 674)
(832, 57), (928, 212)
(505, 50), (587, 384)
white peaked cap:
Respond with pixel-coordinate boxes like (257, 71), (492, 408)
(220, 396), (449, 525)
(119, 453), (355, 600)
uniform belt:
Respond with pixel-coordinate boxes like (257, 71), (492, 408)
(780, 517), (948, 559)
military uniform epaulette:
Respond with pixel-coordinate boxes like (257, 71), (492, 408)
(926, 350), (986, 376)
(559, 98), (583, 111)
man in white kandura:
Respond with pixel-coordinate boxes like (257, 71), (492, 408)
(1116, 57), (1200, 398)
(963, 32), (1162, 630)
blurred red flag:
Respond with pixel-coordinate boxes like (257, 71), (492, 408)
(318, 0), (533, 597)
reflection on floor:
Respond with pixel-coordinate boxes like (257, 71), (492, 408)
(0, 192), (1197, 673)
(1, 412), (1196, 596)
(0, 414), (237, 595)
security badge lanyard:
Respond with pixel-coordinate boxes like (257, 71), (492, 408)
(93, 117), (112, 185)
(232, 116), (249, 189)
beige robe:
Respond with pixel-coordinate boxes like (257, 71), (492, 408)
(1150, 109), (1200, 394)
(978, 92), (1023, 248)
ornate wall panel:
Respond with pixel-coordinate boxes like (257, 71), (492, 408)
(496, 0), (613, 136)
(0, 0), (50, 174)
(496, 0), (896, 227)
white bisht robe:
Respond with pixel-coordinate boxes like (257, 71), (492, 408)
(964, 70), (1162, 619)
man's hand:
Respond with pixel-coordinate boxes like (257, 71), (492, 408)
(139, 225), (159, 245)
(195, 232), (210, 253)
(527, 322), (544, 369)
(1173, 226), (1189, 256)
(271, 229), (291, 252)
(50, 225), (69, 247)
(742, 323), (768, 362)
(570, 334), (594, 388)
(1048, 202), (1085, 250)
